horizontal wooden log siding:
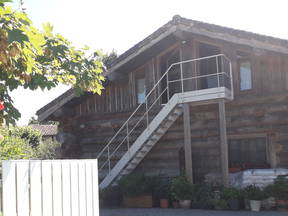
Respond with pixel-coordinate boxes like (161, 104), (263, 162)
(58, 38), (288, 181)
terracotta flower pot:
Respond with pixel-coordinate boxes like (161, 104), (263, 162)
(160, 198), (169, 208)
(179, 200), (191, 209)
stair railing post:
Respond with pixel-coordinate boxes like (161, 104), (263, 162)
(229, 60), (234, 98)
(126, 123), (130, 152)
(216, 56), (220, 87)
(194, 61), (198, 90)
(166, 72), (170, 101)
(180, 62), (184, 93)
(145, 100), (149, 127)
(107, 146), (111, 173)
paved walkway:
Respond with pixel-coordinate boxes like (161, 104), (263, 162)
(100, 208), (287, 216)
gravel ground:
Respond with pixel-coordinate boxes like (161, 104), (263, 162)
(100, 208), (288, 216)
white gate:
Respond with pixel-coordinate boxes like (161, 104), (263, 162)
(0, 159), (99, 216)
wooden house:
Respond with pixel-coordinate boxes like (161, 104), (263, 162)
(37, 15), (288, 188)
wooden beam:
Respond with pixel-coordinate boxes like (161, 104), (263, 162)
(183, 103), (193, 183)
(218, 99), (229, 186)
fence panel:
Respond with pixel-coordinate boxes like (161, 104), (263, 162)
(62, 161), (72, 216)
(16, 161), (30, 216)
(2, 161), (17, 216)
(42, 161), (53, 216)
(30, 161), (42, 216)
(52, 161), (63, 216)
(70, 160), (80, 216)
(1, 159), (99, 216)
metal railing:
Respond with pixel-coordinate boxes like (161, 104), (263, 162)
(97, 54), (233, 178)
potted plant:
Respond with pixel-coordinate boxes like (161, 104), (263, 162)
(265, 175), (288, 211)
(118, 174), (155, 208)
(192, 184), (213, 209)
(221, 186), (241, 210)
(157, 179), (171, 208)
(244, 185), (265, 212)
(153, 178), (170, 208)
(170, 176), (194, 208)
(210, 199), (228, 210)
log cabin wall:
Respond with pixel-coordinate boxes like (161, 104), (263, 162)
(58, 36), (288, 181)
(135, 39), (288, 181)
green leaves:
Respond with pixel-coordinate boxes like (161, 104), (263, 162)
(8, 29), (29, 44)
(0, 0), (13, 7)
(0, 5), (106, 124)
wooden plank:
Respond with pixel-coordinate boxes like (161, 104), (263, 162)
(85, 161), (93, 216)
(92, 160), (99, 216)
(78, 161), (87, 216)
(70, 161), (80, 216)
(62, 161), (72, 216)
(183, 104), (193, 183)
(30, 161), (42, 216)
(42, 161), (53, 216)
(52, 161), (63, 216)
(16, 161), (30, 216)
(218, 100), (229, 186)
(2, 161), (17, 216)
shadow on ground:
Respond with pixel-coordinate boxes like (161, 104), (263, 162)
(100, 208), (287, 216)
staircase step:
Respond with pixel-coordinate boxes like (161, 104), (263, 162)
(154, 131), (164, 136)
(156, 128), (166, 133)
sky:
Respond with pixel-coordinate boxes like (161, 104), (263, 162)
(9, 0), (288, 125)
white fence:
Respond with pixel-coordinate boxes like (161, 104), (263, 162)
(0, 159), (99, 216)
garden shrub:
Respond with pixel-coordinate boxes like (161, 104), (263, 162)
(0, 133), (34, 160)
(33, 138), (60, 159)
(0, 126), (60, 160)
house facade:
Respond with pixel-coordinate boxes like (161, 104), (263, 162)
(37, 15), (288, 187)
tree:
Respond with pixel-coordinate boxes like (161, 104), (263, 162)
(28, 116), (57, 125)
(0, 1), (105, 124)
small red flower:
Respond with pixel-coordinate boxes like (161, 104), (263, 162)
(0, 101), (4, 111)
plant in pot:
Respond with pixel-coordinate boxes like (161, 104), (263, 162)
(244, 185), (265, 212)
(155, 179), (171, 208)
(221, 186), (241, 210)
(192, 184), (213, 209)
(265, 175), (288, 211)
(210, 198), (228, 210)
(118, 174), (154, 208)
(170, 176), (194, 209)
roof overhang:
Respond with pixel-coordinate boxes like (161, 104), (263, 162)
(37, 16), (288, 122)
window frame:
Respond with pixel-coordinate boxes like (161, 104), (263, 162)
(227, 134), (271, 170)
(135, 73), (146, 105)
(238, 59), (253, 91)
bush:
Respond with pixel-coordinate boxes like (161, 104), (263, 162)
(99, 185), (122, 207)
(264, 176), (288, 200)
(118, 174), (158, 197)
(0, 127), (60, 160)
(0, 134), (33, 160)
(221, 187), (241, 200)
(243, 185), (265, 201)
(10, 126), (42, 148)
(194, 184), (213, 202)
(33, 138), (60, 159)
(170, 176), (195, 200)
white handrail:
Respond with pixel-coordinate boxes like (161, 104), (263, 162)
(97, 54), (232, 174)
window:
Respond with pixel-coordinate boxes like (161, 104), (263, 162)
(228, 137), (269, 170)
(136, 77), (146, 104)
(240, 61), (252, 90)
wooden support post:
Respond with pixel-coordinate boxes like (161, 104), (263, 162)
(183, 103), (193, 183)
(218, 100), (229, 186)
